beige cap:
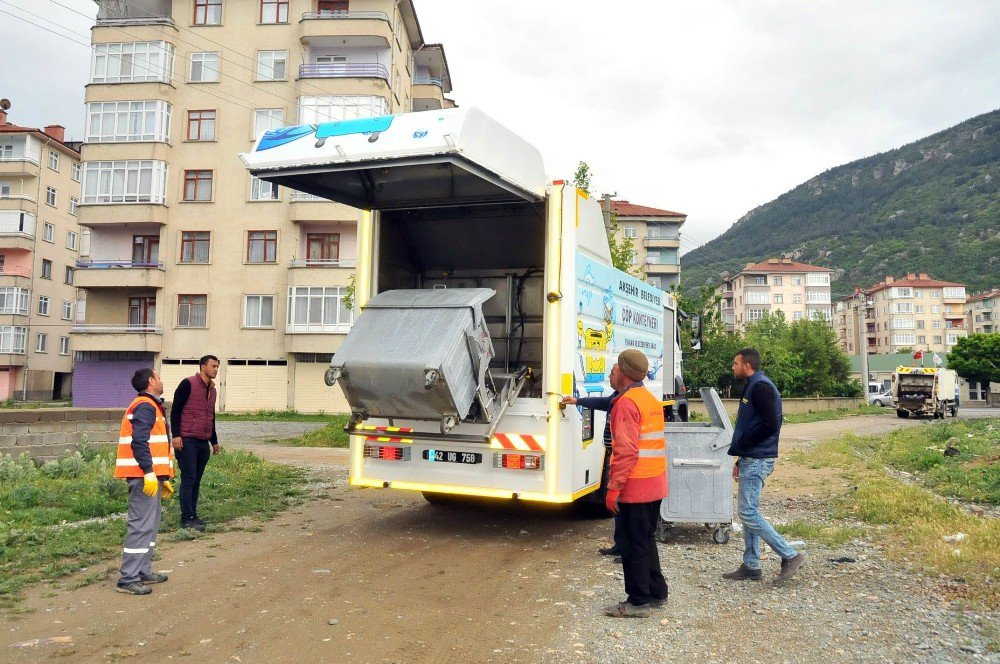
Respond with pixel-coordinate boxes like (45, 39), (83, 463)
(617, 349), (648, 382)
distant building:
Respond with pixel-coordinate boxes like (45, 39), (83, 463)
(716, 258), (832, 333)
(608, 200), (686, 290)
(966, 288), (999, 334)
(835, 273), (967, 355)
(0, 102), (81, 400)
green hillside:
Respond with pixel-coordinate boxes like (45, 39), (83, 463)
(682, 109), (1000, 297)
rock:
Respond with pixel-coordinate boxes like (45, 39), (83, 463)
(959, 645), (980, 654)
(328, 619), (340, 626)
(969, 506), (985, 517)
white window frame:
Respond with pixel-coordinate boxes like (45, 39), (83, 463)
(38, 295), (50, 316)
(792, 293), (802, 304)
(298, 95), (389, 123)
(86, 101), (172, 143)
(59, 336), (70, 355)
(892, 333), (915, 345)
(623, 226), (637, 239)
(0, 326), (27, 354)
(253, 108), (285, 140)
(256, 50), (287, 81)
(69, 197), (79, 216)
(62, 300), (72, 320)
(43, 222), (54, 243)
(793, 311), (803, 321)
(190, 52), (221, 83)
(772, 275), (782, 286)
(943, 287), (965, 299)
(91, 41), (174, 84)
(892, 302), (914, 314)
(772, 294), (783, 304)
(892, 317), (914, 330)
(71, 161), (81, 182)
(890, 287), (912, 298)
(807, 291), (831, 304)
(931, 305), (941, 314)
(806, 273), (830, 286)
(745, 290), (769, 305)
(946, 333), (959, 345)
(0, 288), (29, 315)
(287, 286), (354, 333)
(746, 308), (765, 321)
(81, 160), (168, 204)
(244, 294), (275, 328)
(48, 151), (60, 171)
(250, 176), (280, 201)
(35, 332), (47, 353)
(67, 230), (78, 250)
(45, 187), (57, 207)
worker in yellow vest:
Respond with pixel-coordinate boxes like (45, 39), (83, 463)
(114, 368), (174, 595)
(603, 349), (669, 618)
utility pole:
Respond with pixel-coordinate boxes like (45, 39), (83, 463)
(601, 192), (617, 234)
(855, 289), (871, 394)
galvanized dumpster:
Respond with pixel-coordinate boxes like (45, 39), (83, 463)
(657, 387), (734, 544)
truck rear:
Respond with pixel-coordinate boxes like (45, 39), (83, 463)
(241, 108), (680, 504)
(892, 366), (959, 418)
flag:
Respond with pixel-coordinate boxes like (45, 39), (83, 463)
(913, 350), (923, 360)
(933, 353), (943, 367)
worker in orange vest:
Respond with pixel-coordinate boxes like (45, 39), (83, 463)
(114, 368), (174, 595)
(603, 349), (669, 618)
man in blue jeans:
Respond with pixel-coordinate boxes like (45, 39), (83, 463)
(723, 347), (806, 583)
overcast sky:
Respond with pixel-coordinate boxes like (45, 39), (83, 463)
(3, 0), (998, 254)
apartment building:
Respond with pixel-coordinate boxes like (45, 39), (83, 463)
(609, 200), (686, 290)
(74, 0), (454, 410)
(716, 258), (832, 333)
(966, 289), (999, 335)
(0, 103), (80, 400)
(834, 273), (967, 355)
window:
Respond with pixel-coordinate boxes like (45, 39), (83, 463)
(86, 100), (173, 143)
(62, 300), (72, 320)
(916, 320), (925, 329)
(931, 305), (941, 314)
(306, 233), (340, 263)
(0, 288), (29, 315)
(892, 333), (915, 345)
(892, 302), (913, 314)
(0, 326), (27, 354)
(253, 108), (284, 139)
(49, 151), (60, 171)
(81, 160), (168, 204)
(129, 297), (156, 326)
(260, 0), (289, 23)
(791, 276), (802, 286)
(186, 110), (216, 141)
(745, 291), (769, 305)
(628, 251), (638, 265)
(60, 337), (69, 355)
(913, 289), (922, 298)
(807, 273), (830, 286)
(43, 223), (54, 243)
(807, 291), (831, 304)
(751, 276), (766, 286)
(890, 287), (912, 298)
(35, 333), (47, 353)
(287, 286), (353, 332)
(71, 161), (81, 181)
(38, 296), (50, 315)
(772, 276), (782, 286)
(132, 235), (160, 264)
(183, 170), (213, 201)
(933, 335), (942, 344)
(792, 293), (802, 304)
(623, 226), (637, 239)
(91, 42), (174, 84)
(892, 317), (913, 329)
(792, 311), (803, 321)
(249, 176), (278, 201)
(194, 0), (222, 25)
(190, 52), (221, 82)
(244, 295), (274, 328)
(46, 187), (57, 207)
(298, 95), (389, 123)
(318, 0), (349, 15)
(930, 289), (941, 298)
(943, 287), (965, 299)
(41, 259), (52, 279)
(746, 308), (765, 321)
(257, 50), (287, 80)
(932, 320), (942, 329)
(69, 197), (79, 215)
(64, 266), (74, 285)
(177, 295), (207, 327)
(67, 230), (78, 250)
(180, 231), (210, 263)
(772, 294), (783, 304)
(917, 335), (926, 344)
(914, 305), (924, 313)
(247, 231), (277, 263)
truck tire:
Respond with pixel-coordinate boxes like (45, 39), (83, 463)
(951, 407), (958, 417)
(896, 409), (909, 419)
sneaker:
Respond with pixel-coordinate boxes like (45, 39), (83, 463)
(180, 519), (206, 532)
(722, 564), (763, 581)
(598, 545), (621, 556)
(140, 573), (168, 584)
(115, 581), (152, 596)
(774, 553), (806, 583)
(612, 556), (622, 564)
(604, 601), (655, 618)
(193, 517), (207, 528)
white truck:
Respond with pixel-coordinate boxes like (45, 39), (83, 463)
(892, 366), (959, 419)
(241, 108), (691, 505)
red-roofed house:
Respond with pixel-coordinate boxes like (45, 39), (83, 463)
(833, 273), (968, 355)
(716, 257), (833, 332)
(0, 101), (81, 400)
(608, 200), (686, 289)
(965, 288), (999, 335)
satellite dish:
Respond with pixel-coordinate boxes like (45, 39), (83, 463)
(0, 99), (11, 111)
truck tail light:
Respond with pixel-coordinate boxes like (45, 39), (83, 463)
(493, 453), (542, 470)
(363, 444), (411, 461)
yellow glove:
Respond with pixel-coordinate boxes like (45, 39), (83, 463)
(142, 472), (158, 497)
(161, 480), (174, 500)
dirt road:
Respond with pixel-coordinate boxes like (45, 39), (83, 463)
(4, 413), (995, 662)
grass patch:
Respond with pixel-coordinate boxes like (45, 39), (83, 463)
(0, 446), (306, 605)
(264, 415), (352, 448)
(775, 520), (866, 545)
(216, 409), (344, 422)
(782, 404), (885, 425)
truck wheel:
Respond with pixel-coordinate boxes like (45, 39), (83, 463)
(951, 408), (958, 417)
(896, 409), (909, 419)
(422, 492), (452, 505)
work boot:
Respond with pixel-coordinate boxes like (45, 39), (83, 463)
(140, 573), (168, 584)
(115, 581), (152, 595)
(722, 564), (763, 581)
(604, 601), (656, 618)
(612, 556), (622, 564)
(774, 553), (807, 583)
(180, 519), (205, 532)
(598, 545), (621, 556)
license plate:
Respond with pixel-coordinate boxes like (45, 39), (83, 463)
(422, 449), (482, 464)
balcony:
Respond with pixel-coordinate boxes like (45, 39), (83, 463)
(299, 11), (392, 44)
(0, 156), (40, 178)
(0, 212), (35, 251)
(412, 80), (445, 111)
(71, 324), (163, 353)
(289, 258), (357, 268)
(0, 266), (32, 286)
(74, 260), (166, 289)
(298, 63), (390, 83)
(77, 203), (169, 227)
(290, 192), (360, 222)
(0, 191), (36, 205)
(287, 259), (356, 287)
(643, 237), (681, 249)
(645, 263), (680, 275)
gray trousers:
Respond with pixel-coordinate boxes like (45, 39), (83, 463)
(119, 477), (162, 584)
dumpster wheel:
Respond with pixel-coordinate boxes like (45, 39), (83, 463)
(712, 526), (731, 545)
(655, 519), (674, 544)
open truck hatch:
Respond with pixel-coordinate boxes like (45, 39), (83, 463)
(240, 108), (547, 210)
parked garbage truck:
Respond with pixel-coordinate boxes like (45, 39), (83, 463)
(892, 366), (959, 418)
(241, 107), (691, 505)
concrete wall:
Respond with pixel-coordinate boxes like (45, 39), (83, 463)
(0, 408), (120, 461)
(688, 396), (865, 419)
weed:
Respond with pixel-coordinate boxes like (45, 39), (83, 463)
(782, 405), (884, 425)
(269, 417), (351, 447)
(216, 409), (341, 422)
(775, 521), (866, 545)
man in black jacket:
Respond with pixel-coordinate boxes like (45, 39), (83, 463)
(722, 348), (805, 583)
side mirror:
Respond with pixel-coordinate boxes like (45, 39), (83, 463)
(690, 315), (702, 351)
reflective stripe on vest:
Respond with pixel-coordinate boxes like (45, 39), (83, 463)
(115, 395), (174, 479)
(619, 386), (666, 480)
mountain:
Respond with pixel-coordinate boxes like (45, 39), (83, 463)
(681, 109), (1000, 298)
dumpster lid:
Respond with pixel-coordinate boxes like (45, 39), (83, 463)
(364, 288), (495, 310)
(239, 108), (547, 210)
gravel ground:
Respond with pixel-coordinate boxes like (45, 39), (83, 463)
(215, 420), (327, 442)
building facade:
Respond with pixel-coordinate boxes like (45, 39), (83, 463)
(0, 104), (81, 400)
(966, 289), (999, 335)
(609, 200), (685, 290)
(716, 258), (832, 333)
(834, 273), (967, 355)
(74, 0), (454, 410)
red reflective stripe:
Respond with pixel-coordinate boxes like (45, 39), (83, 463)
(521, 434), (543, 451)
(494, 433), (515, 449)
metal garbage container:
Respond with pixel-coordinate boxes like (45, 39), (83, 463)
(657, 387), (734, 544)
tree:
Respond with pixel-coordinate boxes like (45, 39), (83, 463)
(571, 161), (592, 195)
(948, 333), (1000, 402)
